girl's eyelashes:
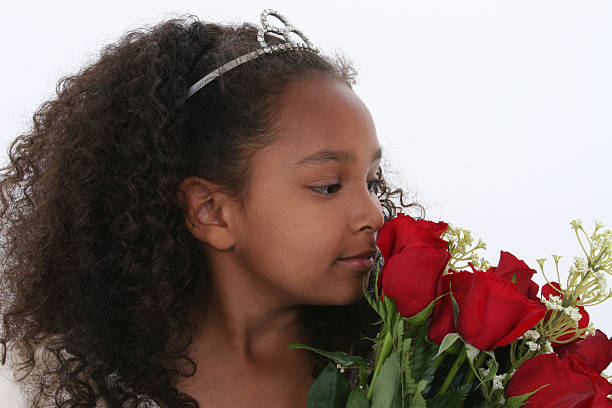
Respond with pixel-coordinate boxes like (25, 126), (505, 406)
(311, 179), (383, 196)
(311, 183), (342, 195)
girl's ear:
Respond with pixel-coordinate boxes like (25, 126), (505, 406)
(176, 177), (237, 250)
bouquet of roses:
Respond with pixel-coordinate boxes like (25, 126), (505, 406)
(290, 214), (612, 407)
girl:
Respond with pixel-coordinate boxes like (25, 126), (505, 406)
(0, 10), (418, 408)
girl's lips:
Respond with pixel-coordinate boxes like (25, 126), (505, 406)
(336, 256), (374, 271)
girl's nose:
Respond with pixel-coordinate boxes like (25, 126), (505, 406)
(353, 188), (384, 234)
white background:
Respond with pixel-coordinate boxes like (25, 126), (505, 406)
(1, 1), (611, 405)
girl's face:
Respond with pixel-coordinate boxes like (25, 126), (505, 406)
(229, 76), (384, 306)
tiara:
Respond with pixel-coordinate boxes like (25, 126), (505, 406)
(186, 9), (320, 99)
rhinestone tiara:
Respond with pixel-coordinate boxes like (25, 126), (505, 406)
(185, 9), (320, 99)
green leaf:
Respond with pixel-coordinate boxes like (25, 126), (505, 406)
(410, 326), (437, 394)
(289, 343), (366, 367)
(401, 338), (413, 360)
(307, 363), (352, 408)
(392, 317), (404, 342)
(450, 289), (460, 329)
(400, 338), (413, 376)
(410, 386), (427, 408)
(364, 288), (384, 320)
(374, 257), (383, 300)
(464, 343), (480, 363)
(405, 293), (447, 325)
(435, 333), (461, 359)
(345, 388), (370, 408)
(400, 337), (421, 398)
(426, 384), (471, 408)
(481, 360), (498, 384)
(371, 351), (401, 408)
(384, 294), (396, 323)
(410, 380), (429, 408)
(463, 344), (497, 383)
(404, 300), (433, 325)
(505, 385), (549, 408)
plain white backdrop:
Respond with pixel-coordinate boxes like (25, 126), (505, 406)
(1, 1), (611, 405)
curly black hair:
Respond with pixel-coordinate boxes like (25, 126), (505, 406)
(0, 16), (422, 408)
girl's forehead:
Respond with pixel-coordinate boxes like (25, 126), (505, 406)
(275, 77), (371, 126)
(268, 77), (379, 159)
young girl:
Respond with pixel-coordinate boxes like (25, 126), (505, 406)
(0, 10), (417, 408)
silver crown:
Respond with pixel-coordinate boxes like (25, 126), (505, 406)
(186, 9), (320, 99)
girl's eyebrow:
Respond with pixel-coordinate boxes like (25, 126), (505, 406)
(295, 146), (382, 167)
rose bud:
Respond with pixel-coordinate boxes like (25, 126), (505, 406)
(376, 214), (451, 319)
(428, 269), (546, 351)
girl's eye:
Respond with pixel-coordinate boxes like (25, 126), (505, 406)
(311, 184), (342, 195)
(311, 180), (383, 196)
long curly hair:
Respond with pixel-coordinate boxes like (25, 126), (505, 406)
(0, 16), (422, 408)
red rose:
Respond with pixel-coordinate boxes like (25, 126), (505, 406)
(376, 213), (449, 260)
(506, 353), (612, 407)
(375, 214), (451, 318)
(555, 330), (612, 374)
(428, 270), (546, 350)
(542, 282), (590, 345)
(488, 251), (540, 300)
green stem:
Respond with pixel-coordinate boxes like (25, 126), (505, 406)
(575, 228), (589, 258)
(359, 363), (366, 388)
(462, 352), (486, 386)
(433, 354), (445, 371)
(437, 349), (467, 396)
(366, 331), (393, 400)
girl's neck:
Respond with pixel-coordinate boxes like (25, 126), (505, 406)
(177, 292), (316, 408)
(190, 250), (314, 363)
(189, 300), (309, 364)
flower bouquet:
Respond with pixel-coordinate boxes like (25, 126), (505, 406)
(290, 214), (612, 407)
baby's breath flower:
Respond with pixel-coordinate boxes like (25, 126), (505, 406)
(542, 295), (563, 311)
(586, 323), (596, 335)
(570, 219), (583, 230)
(444, 225), (490, 272)
(565, 305), (582, 322)
(492, 374), (507, 391)
(522, 329), (541, 341)
(542, 341), (554, 354)
(479, 367), (490, 377)
(526, 341), (540, 352)
(574, 257), (589, 275)
(499, 396), (506, 405)
(592, 240), (603, 251)
(596, 271), (607, 292)
(536, 258), (547, 271)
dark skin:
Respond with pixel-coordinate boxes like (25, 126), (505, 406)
(176, 76), (383, 407)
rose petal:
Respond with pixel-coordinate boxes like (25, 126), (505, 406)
(556, 330), (612, 375)
(428, 270), (546, 350)
(379, 246), (450, 318)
